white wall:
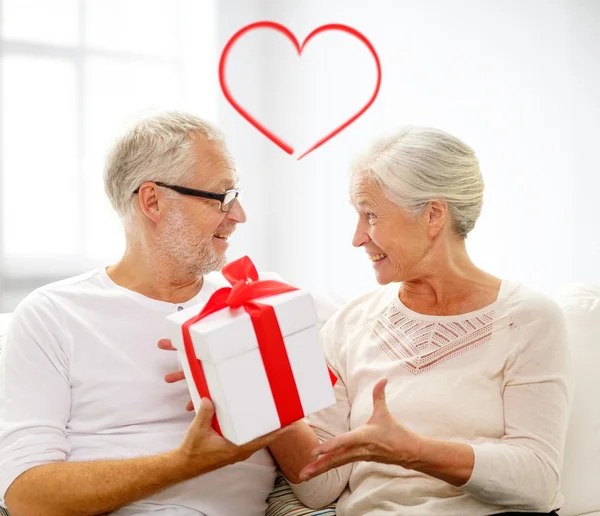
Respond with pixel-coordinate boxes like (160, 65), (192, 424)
(566, 0), (600, 289)
(0, 0), (220, 311)
(215, 0), (272, 270)
(217, 0), (600, 299)
(3, 1), (595, 310)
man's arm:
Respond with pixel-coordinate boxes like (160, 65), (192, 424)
(5, 398), (280, 516)
(0, 293), (284, 516)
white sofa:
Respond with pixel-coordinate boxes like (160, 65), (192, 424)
(0, 284), (598, 515)
(555, 284), (600, 516)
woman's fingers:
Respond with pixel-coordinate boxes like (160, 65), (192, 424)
(300, 447), (358, 481)
(311, 432), (361, 457)
(372, 377), (389, 415)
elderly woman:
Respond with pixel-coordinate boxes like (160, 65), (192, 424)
(269, 126), (571, 516)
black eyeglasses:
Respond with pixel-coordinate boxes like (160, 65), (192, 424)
(133, 182), (241, 212)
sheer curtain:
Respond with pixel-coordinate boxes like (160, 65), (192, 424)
(0, 0), (217, 311)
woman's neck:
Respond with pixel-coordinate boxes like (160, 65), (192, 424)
(399, 246), (501, 316)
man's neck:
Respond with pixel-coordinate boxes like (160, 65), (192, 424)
(106, 257), (205, 304)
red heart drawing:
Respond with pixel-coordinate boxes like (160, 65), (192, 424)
(218, 21), (382, 160)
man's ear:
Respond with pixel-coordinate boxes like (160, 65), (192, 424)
(426, 199), (448, 239)
(137, 183), (164, 223)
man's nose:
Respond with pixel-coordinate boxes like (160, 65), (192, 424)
(227, 198), (247, 223)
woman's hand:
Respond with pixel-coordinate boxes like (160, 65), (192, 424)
(299, 378), (424, 481)
(158, 338), (194, 411)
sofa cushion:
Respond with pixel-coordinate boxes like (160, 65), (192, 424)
(0, 314), (10, 346)
(556, 284), (600, 516)
(0, 321), (9, 516)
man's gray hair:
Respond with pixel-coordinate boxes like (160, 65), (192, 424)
(104, 111), (226, 220)
(352, 126), (484, 238)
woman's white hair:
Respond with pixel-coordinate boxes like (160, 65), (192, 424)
(352, 126), (484, 238)
(103, 111), (227, 222)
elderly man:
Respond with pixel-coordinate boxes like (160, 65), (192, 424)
(0, 112), (325, 516)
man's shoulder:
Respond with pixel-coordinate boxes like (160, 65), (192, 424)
(13, 270), (103, 319)
(6, 278), (95, 348)
(37, 269), (103, 294)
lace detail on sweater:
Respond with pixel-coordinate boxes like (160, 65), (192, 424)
(370, 303), (517, 374)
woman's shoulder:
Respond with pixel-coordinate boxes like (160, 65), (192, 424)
(502, 280), (565, 321)
(500, 282), (571, 379)
(499, 281), (568, 347)
(321, 283), (398, 338)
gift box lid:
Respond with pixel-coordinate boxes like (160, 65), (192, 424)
(168, 289), (319, 363)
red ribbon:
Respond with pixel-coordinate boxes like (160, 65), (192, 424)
(181, 256), (336, 436)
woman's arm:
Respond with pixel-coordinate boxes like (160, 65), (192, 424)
(269, 375), (353, 509)
(301, 301), (572, 513)
(299, 378), (475, 487)
(460, 301), (572, 511)
(268, 420), (320, 484)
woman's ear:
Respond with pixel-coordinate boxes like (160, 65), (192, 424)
(427, 199), (448, 239)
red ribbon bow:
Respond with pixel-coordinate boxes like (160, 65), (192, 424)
(181, 256), (337, 436)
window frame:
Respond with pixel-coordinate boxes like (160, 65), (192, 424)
(0, 0), (215, 310)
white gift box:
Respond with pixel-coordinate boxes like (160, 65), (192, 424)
(166, 289), (336, 445)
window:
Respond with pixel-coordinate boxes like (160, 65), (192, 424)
(0, 0), (217, 310)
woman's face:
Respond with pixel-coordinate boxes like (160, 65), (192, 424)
(350, 171), (431, 285)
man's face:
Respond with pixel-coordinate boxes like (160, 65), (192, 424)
(158, 138), (246, 278)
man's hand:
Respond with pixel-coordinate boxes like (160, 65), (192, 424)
(177, 395), (287, 476)
(158, 338), (193, 411)
(159, 338), (286, 474)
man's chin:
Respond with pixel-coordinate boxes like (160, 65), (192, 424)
(177, 250), (226, 278)
(201, 250), (227, 275)
(215, 253), (228, 271)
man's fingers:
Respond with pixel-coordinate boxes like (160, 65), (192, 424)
(164, 370), (186, 383)
(194, 397), (215, 428)
(186, 400), (194, 411)
(158, 339), (176, 351)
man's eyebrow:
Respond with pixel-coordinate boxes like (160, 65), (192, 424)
(208, 175), (239, 191)
(221, 180), (239, 190)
